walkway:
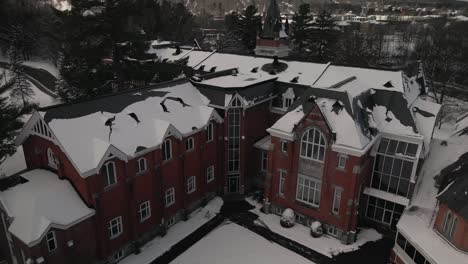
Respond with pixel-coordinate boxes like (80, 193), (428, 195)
(142, 197), (394, 264)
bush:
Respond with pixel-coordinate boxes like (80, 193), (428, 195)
(310, 221), (323, 238)
(280, 208), (295, 228)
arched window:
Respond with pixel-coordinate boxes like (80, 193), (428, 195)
(300, 128), (326, 162)
(47, 148), (58, 169)
(449, 216), (458, 239)
(443, 211), (452, 233)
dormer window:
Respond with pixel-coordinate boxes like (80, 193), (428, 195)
(282, 88), (295, 110)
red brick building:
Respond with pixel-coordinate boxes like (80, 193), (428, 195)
(0, 46), (442, 263)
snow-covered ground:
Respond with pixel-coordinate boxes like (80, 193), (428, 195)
(120, 197), (223, 264)
(170, 222), (314, 264)
(22, 60), (59, 78)
(246, 197), (383, 257)
(0, 68), (14, 87)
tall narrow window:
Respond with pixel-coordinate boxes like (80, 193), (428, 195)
(261, 151), (268, 171)
(206, 166), (215, 183)
(109, 216), (123, 239)
(449, 217), (457, 239)
(162, 139), (172, 161)
(103, 161), (117, 187)
(46, 231), (57, 252)
(165, 187), (175, 207)
(185, 137), (194, 151)
(279, 171), (286, 196)
(281, 141), (288, 153)
(443, 211), (452, 234)
(207, 123), (214, 142)
(47, 148), (58, 169)
(332, 187), (343, 214)
(300, 128), (326, 162)
(139, 201), (151, 222)
(136, 158), (147, 174)
(338, 155), (347, 170)
(187, 176), (196, 193)
(228, 108), (241, 172)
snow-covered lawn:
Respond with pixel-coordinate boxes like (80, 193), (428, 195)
(246, 198), (382, 257)
(170, 222), (314, 264)
(120, 197), (223, 264)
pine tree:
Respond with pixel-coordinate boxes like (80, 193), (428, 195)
(311, 10), (337, 62)
(291, 4), (313, 51)
(238, 5), (261, 52)
(0, 97), (32, 165)
(10, 72), (34, 107)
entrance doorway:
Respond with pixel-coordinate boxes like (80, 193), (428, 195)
(228, 175), (240, 193)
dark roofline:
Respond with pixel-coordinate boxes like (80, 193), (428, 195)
(190, 76), (278, 90)
(168, 47), (403, 72)
(38, 78), (190, 112)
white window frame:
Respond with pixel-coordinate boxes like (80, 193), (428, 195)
(300, 128), (326, 162)
(139, 201), (151, 222)
(103, 161), (117, 188)
(47, 148), (58, 169)
(338, 155), (347, 170)
(187, 176), (196, 194)
(332, 187), (343, 215)
(296, 174), (321, 207)
(281, 141), (288, 153)
(113, 250), (124, 261)
(108, 216), (123, 239)
(282, 88), (295, 110)
(167, 216), (176, 228)
(162, 139), (172, 161)
(261, 151), (268, 171)
(327, 226), (339, 237)
(443, 211), (458, 240)
(185, 137), (194, 151)
(279, 170), (286, 196)
(206, 166), (215, 183)
(165, 187), (175, 207)
(206, 122), (214, 142)
(46, 231), (57, 252)
(136, 158), (147, 174)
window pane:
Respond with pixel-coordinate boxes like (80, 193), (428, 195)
(405, 243), (416, 259)
(401, 161), (413, 179)
(367, 205), (375, 218)
(406, 144), (418, 156)
(375, 207), (384, 221)
(392, 159), (402, 176)
(387, 140), (398, 155)
(414, 251), (426, 264)
(396, 142), (407, 155)
(397, 233), (406, 249)
(378, 138), (389, 153)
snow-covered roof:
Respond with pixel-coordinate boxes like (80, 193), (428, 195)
(152, 48), (329, 86)
(268, 105), (305, 140)
(198, 73), (277, 89)
(253, 135), (272, 151)
(397, 136), (468, 264)
(0, 170), (95, 246)
(36, 81), (220, 175)
(410, 98), (441, 155)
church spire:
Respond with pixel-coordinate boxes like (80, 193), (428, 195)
(260, 0), (282, 39)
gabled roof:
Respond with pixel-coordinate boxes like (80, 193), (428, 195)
(0, 170), (95, 246)
(18, 80), (222, 176)
(437, 152), (468, 219)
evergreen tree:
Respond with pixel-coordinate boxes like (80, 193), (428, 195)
(0, 97), (33, 164)
(311, 10), (337, 62)
(238, 5), (261, 52)
(10, 72), (34, 107)
(291, 4), (313, 51)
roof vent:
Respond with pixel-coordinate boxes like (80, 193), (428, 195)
(291, 76), (299, 83)
(192, 126), (197, 130)
(383, 81), (393, 88)
(332, 100), (344, 114)
(105, 116), (116, 140)
(162, 58), (168, 63)
(199, 65), (205, 71)
(232, 69), (238, 76)
(210, 66), (217, 73)
(330, 76), (356, 88)
(174, 46), (182, 55)
(251, 67), (258, 73)
(160, 100), (169, 113)
(136, 146), (147, 153)
(191, 75), (202, 82)
(128, 113), (140, 124)
(269, 69), (277, 75)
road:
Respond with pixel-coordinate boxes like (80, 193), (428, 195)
(0, 61), (59, 99)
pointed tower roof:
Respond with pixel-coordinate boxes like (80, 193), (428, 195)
(261, 0), (282, 39)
